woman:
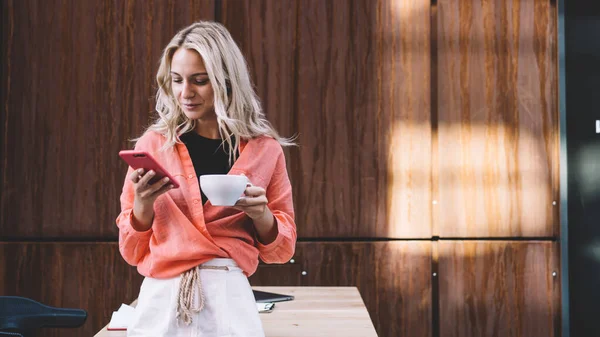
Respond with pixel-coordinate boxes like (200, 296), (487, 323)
(116, 21), (297, 337)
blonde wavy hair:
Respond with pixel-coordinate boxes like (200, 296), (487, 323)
(139, 21), (295, 160)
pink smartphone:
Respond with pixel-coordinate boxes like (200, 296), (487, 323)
(119, 150), (180, 188)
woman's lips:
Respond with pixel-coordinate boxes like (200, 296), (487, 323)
(183, 103), (200, 109)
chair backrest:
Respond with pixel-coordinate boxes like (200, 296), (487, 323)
(0, 296), (87, 336)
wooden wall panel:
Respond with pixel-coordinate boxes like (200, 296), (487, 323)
(1, 1), (563, 336)
(220, 0), (297, 148)
(295, 0), (431, 238)
(438, 241), (560, 337)
(223, 0), (432, 238)
(0, 0), (215, 238)
(0, 243), (143, 337)
(250, 241), (432, 337)
(435, 0), (558, 237)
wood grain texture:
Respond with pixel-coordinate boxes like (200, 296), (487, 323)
(250, 241), (432, 337)
(435, 0), (558, 237)
(0, 242), (143, 337)
(220, 0), (297, 143)
(227, 0), (431, 238)
(438, 241), (560, 337)
(253, 287), (379, 337)
(0, 0), (215, 238)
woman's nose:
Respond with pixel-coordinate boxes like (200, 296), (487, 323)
(182, 82), (195, 99)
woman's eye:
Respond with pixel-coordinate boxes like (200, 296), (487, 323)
(196, 79), (208, 85)
(172, 78), (182, 83)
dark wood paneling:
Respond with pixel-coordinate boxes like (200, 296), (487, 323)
(438, 241), (560, 337)
(223, 0), (432, 238)
(0, 242), (143, 337)
(221, 0), (297, 143)
(295, 0), (431, 238)
(435, 0), (558, 237)
(0, 0), (215, 238)
(250, 241), (432, 337)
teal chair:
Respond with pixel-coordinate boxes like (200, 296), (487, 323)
(0, 296), (87, 337)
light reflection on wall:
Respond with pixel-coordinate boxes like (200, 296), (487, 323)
(387, 122), (554, 238)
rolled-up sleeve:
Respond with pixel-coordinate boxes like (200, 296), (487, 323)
(256, 149), (297, 263)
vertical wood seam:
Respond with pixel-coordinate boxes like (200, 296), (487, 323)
(431, 0), (440, 336)
(214, 0), (222, 23)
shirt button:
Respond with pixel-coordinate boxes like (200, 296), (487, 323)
(188, 174), (194, 179)
(193, 199), (200, 204)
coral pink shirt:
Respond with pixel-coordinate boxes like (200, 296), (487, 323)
(116, 131), (297, 278)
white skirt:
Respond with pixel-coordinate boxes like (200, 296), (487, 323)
(127, 258), (265, 337)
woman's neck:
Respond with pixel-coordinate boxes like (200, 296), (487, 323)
(194, 119), (220, 139)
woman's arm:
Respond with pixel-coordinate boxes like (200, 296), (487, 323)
(115, 135), (173, 266)
(234, 149), (297, 263)
(116, 166), (155, 266)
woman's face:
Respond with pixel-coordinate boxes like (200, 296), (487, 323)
(170, 48), (215, 121)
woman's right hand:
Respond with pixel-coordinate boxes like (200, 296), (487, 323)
(129, 168), (174, 231)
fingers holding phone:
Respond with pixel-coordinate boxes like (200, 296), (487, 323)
(130, 168), (174, 205)
(120, 150), (179, 231)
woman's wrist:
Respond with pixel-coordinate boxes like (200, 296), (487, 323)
(132, 199), (154, 231)
(252, 208), (278, 244)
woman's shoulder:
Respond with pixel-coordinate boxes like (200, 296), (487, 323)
(134, 130), (168, 150)
(247, 135), (283, 155)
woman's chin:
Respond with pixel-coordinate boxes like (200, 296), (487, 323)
(183, 109), (204, 119)
(183, 110), (216, 121)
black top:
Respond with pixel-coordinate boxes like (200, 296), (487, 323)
(180, 131), (236, 204)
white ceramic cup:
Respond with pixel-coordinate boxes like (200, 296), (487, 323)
(199, 174), (250, 206)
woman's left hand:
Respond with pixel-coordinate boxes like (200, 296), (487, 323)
(234, 184), (269, 220)
(235, 182), (278, 244)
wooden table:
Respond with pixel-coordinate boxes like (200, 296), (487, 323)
(94, 286), (378, 337)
